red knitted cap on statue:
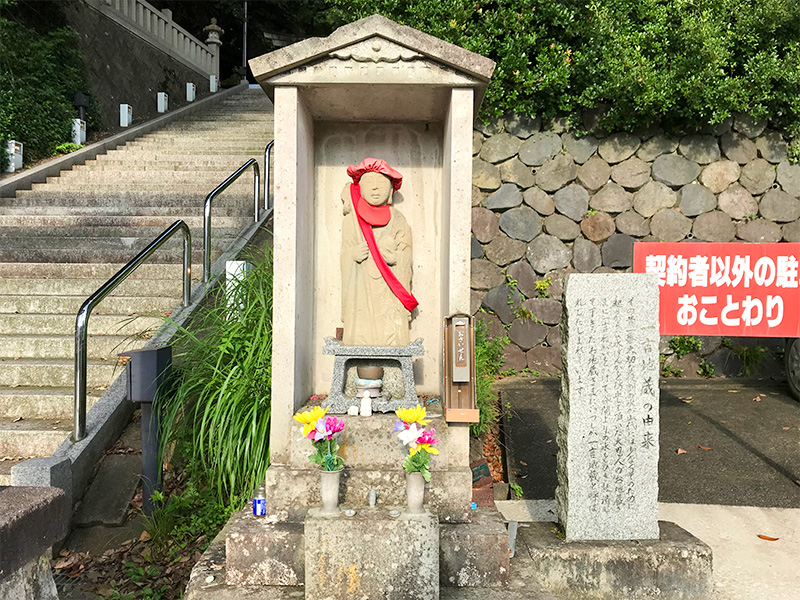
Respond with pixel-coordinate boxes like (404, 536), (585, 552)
(346, 158), (403, 191)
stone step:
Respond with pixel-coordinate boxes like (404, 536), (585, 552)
(0, 213), (253, 227)
(0, 277), (189, 298)
(0, 334), (143, 360)
(0, 357), (119, 389)
(0, 388), (101, 420)
(0, 225), (240, 241)
(0, 313), (163, 336)
(0, 418), (71, 456)
(0, 236), (231, 262)
(0, 246), (214, 265)
(0, 293), (178, 315)
(0, 262), (198, 280)
(28, 179), (254, 193)
(71, 162), (247, 171)
(12, 189), (253, 202)
(51, 170), (257, 184)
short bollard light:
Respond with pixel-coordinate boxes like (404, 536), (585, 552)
(119, 346), (172, 517)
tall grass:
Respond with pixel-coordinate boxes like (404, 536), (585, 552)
(471, 319), (507, 437)
(157, 249), (273, 505)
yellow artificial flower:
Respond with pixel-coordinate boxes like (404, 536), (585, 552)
(294, 406), (328, 438)
(396, 404), (430, 426)
(410, 443), (439, 456)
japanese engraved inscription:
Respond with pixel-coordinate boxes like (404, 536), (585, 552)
(556, 273), (660, 541)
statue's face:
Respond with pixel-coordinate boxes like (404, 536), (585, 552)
(360, 171), (393, 207)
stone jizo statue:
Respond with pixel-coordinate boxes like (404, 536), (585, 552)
(340, 158), (418, 346)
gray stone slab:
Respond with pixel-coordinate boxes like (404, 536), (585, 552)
(73, 454), (141, 527)
(0, 486), (69, 579)
(440, 508), (510, 587)
(0, 554), (58, 600)
(304, 508), (439, 600)
(226, 510), (305, 586)
(521, 521), (712, 600)
(64, 517), (146, 556)
(322, 338), (424, 413)
(557, 273), (660, 541)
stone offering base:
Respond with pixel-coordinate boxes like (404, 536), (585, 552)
(520, 521), (712, 600)
(304, 508), (439, 600)
(269, 406), (473, 522)
(322, 337), (424, 413)
(184, 506), (509, 599)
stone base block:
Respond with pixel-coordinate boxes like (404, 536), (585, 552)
(304, 507), (439, 600)
(521, 521), (712, 600)
(225, 510), (304, 586)
(440, 507), (510, 587)
(264, 465), (472, 523)
(0, 554), (58, 600)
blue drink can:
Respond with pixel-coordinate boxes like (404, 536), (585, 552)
(253, 498), (267, 516)
(253, 484), (267, 517)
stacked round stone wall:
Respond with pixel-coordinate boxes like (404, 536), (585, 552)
(470, 113), (799, 375)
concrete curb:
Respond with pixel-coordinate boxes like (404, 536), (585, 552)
(0, 83), (249, 198)
(11, 212), (273, 506)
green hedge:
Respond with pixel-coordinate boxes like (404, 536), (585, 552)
(0, 4), (91, 165)
(324, 0), (800, 136)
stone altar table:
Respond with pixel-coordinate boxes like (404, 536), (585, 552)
(322, 337), (424, 413)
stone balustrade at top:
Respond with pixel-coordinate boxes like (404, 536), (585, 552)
(83, 0), (218, 78)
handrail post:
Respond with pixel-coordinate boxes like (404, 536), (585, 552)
(73, 220), (191, 442)
(73, 309), (89, 442)
(203, 158), (259, 283)
(183, 226), (192, 306)
(264, 140), (274, 215)
(253, 163), (261, 223)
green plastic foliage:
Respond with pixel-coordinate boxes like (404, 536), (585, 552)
(325, 0), (800, 135)
(0, 11), (90, 163)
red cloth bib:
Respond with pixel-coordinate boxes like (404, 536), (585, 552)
(350, 183), (419, 313)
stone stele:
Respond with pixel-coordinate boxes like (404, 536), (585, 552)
(556, 273), (660, 541)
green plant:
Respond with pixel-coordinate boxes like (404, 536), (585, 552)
(661, 365), (683, 377)
(535, 278), (552, 299)
(53, 142), (83, 155)
(472, 319), (507, 436)
(585, 209), (598, 217)
(325, 0), (800, 137)
(732, 344), (768, 377)
(156, 248), (273, 504)
(509, 482), (523, 499)
(0, 4), (95, 163)
(697, 359), (715, 378)
(669, 335), (703, 358)
(789, 139), (800, 164)
(515, 305), (535, 320)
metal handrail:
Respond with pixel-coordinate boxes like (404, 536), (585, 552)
(73, 220), (192, 442)
(264, 140), (274, 217)
(203, 158), (260, 282)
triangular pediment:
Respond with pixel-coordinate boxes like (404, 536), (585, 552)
(249, 14), (494, 90)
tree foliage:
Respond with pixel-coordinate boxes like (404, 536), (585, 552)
(0, 1), (91, 164)
(324, 0), (800, 135)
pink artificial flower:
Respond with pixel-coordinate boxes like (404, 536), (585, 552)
(326, 416), (346, 435)
(417, 428), (439, 447)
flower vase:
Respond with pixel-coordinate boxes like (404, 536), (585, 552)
(320, 469), (342, 515)
(405, 472), (425, 514)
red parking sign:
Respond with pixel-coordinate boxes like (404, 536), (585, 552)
(633, 242), (800, 337)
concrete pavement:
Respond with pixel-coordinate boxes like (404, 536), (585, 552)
(499, 376), (800, 599)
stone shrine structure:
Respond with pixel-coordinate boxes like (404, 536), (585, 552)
(214, 15), (509, 599)
(556, 273), (660, 540)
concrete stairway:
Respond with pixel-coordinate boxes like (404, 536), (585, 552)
(0, 88), (274, 482)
